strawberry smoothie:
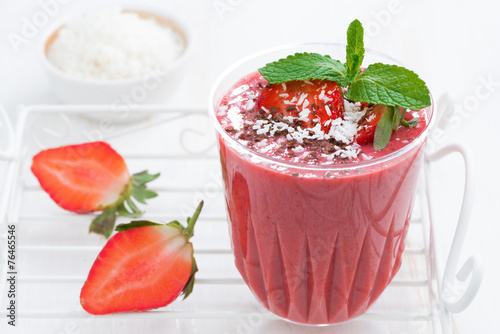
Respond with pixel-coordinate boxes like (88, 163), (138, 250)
(209, 44), (433, 325)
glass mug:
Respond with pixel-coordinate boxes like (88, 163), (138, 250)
(209, 43), (434, 325)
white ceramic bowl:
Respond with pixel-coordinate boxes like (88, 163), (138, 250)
(39, 8), (193, 105)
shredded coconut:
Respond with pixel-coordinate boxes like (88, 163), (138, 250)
(231, 84), (249, 97)
(325, 105), (332, 116)
(298, 108), (311, 121)
(217, 105), (228, 116)
(297, 93), (308, 106)
(47, 8), (185, 80)
(292, 146), (305, 153)
(319, 90), (325, 100)
(303, 99), (310, 109)
(245, 99), (255, 111)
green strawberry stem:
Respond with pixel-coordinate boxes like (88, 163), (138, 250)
(89, 170), (160, 239)
(182, 257), (198, 299)
(90, 206), (118, 239)
(183, 201), (204, 240)
(180, 201), (203, 299)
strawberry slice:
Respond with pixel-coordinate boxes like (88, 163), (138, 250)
(354, 104), (388, 145)
(256, 79), (344, 132)
(31, 141), (159, 238)
(80, 202), (203, 315)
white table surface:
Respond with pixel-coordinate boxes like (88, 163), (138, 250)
(1, 0), (499, 333)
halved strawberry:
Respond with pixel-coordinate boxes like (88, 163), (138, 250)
(354, 104), (388, 145)
(256, 79), (344, 132)
(31, 141), (159, 238)
(80, 202), (203, 315)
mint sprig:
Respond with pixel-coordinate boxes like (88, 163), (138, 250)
(257, 19), (430, 149)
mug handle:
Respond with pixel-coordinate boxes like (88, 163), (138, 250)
(425, 144), (483, 313)
(0, 105), (15, 161)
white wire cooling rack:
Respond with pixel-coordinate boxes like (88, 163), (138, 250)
(0, 105), (482, 334)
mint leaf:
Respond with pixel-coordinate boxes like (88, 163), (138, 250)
(407, 117), (419, 127)
(392, 106), (401, 131)
(374, 106), (394, 150)
(402, 116), (419, 128)
(258, 52), (347, 85)
(345, 63), (431, 110)
(345, 19), (364, 84)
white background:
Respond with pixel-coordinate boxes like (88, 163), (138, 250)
(0, 0), (499, 333)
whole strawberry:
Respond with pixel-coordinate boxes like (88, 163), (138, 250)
(31, 141), (159, 238)
(80, 202), (203, 315)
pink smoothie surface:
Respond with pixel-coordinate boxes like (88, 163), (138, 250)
(215, 72), (430, 324)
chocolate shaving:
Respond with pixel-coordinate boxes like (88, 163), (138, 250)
(225, 127), (237, 135)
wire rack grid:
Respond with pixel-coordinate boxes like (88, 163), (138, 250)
(0, 105), (480, 334)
